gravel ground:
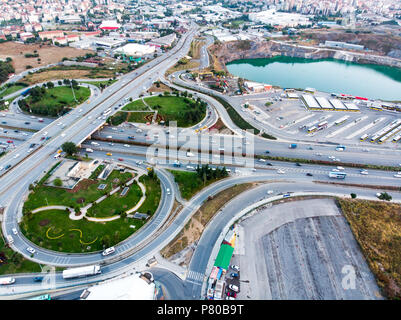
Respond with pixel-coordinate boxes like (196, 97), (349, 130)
(234, 198), (383, 300)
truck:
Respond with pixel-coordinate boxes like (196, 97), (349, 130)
(62, 265), (101, 279)
(0, 277), (15, 285)
(289, 144), (297, 149)
(85, 148), (94, 153)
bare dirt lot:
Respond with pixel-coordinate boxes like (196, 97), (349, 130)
(0, 42), (92, 74)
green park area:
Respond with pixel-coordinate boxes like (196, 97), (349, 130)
(80, 79), (117, 89)
(18, 84), (90, 116)
(116, 93), (207, 127)
(169, 165), (229, 200)
(0, 83), (28, 99)
(24, 168), (133, 212)
(20, 166), (161, 253)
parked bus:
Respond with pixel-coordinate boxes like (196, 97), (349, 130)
(307, 126), (318, 133)
(317, 121), (328, 129)
(392, 134), (401, 143)
(359, 134), (369, 141)
(334, 116), (349, 126)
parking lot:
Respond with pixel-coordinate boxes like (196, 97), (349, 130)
(233, 198), (383, 300)
(241, 92), (401, 146)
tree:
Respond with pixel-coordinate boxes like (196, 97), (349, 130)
(350, 193), (357, 199)
(47, 81), (55, 89)
(53, 178), (63, 187)
(61, 141), (78, 156)
(378, 192), (392, 201)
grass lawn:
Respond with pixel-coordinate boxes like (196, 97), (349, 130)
(86, 183), (142, 218)
(127, 111), (154, 123)
(127, 95), (206, 127)
(20, 209), (145, 253)
(80, 79), (117, 88)
(24, 170), (133, 212)
(122, 99), (149, 111)
(169, 170), (227, 200)
(19, 173), (162, 253)
(338, 198), (401, 299)
(24, 86), (90, 109)
(0, 84), (27, 99)
(0, 231), (42, 275)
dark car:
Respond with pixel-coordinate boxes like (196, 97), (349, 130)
(265, 150), (270, 154)
(128, 136), (135, 140)
(295, 162), (302, 166)
(2, 121), (7, 124)
(4, 164), (11, 170)
(266, 162), (273, 166)
(25, 122), (30, 125)
(306, 173), (313, 176)
(33, 276), (43, 282)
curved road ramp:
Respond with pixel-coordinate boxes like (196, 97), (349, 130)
(233, 198), (383, 300)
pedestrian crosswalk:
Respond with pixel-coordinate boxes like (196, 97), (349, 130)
(186, 270), (204, 285)
(51, 256), (70, 265)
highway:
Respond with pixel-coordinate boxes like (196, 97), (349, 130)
(1, 24), (401, 300)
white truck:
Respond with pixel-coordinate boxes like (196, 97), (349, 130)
(62, 265), (101, 279)
(86, 148), (94, 153)
(0, 277), (15, 285)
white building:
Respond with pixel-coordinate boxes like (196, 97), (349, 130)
(80, 272), (157, 300)
(249, 9), (312, 27)
(114, 43), (155, 57)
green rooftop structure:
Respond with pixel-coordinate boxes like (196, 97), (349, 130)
(213, 244), (234, 271)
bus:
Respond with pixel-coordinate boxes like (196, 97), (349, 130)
(307, 126), (318, 133)
(328, 171), (347, 179)
(27, 294), (51, 300)
(392, 134), (401, 143)
(334, 116), (349, 126)
(317, 121), (328, 129)
(359, 134), (369, 141)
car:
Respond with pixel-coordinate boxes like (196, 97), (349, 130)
(106, 153), (112, 156)
(332, 168), (340, 172)
(227, 291), (237, 298)
(128, 136), (135, 140)
(230, 265), (240, 272)
(26, 247), (36, 254)
(337, 166), (344, 170)
(306, 173), (313, 176)
(307, 146), (313, 150)
(1, 121), (6, 124)
(40, 137), (45, 140)
(4, 164), (11, 170)
(315, 153), (323, 156)
(266, 162), (273, 166)
(166, 188), (171, 195)
(123, 144), (130, 148)
(295, 162), (302, 166)
(33, 276), (43, 282)
(228, 284), (239, 292)
(24, 122), (30, 125)
(231, 273), (239, 278)
(267, 190), (274, 195)
(394, 174), (401, 178)
(360, 170), (368, 175)
(277, 169), (285, 174)
(102, 246), (115, 256)
(265, 150), (270, 154)
(12, 228), (17, 235)
(6, 140), (13, 144)
(118, 158), (124, 161)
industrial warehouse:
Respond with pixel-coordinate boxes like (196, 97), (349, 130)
(301, 95), (360, 112)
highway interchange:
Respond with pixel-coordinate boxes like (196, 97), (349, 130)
(0, 22), (401, 300)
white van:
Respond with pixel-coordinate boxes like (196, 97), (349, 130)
(0, 277), (15, 285)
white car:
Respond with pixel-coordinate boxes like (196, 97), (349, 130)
(337, 166), (345, 170)
(57, 122), (62, 126)
(267, 190), (274, 195)
(394, 174), (401, 178)
(277, 169), (285, 174)
(166, 188), (171, 195)
(230, 265), (240, 272)
(186, 165), (195, 170)
(332, 169), (340, 172)
(228, 284), (239, 292)
(26, 247), (36, 254)
(360, 170), (369, 175)
(258, 159), (266, 162)
(123, 144), (130, 148)
(102, 246), (115, 256)
(13, 153), (20, 159)
(27, 148), (33, 153)
(12, 228), (17, 235)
